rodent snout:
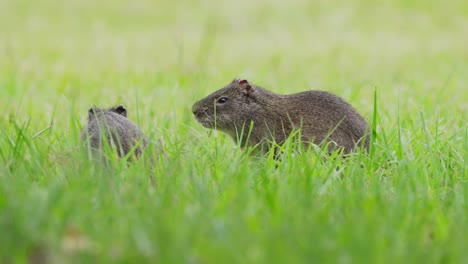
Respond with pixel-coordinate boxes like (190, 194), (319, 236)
(192, 105), (207, 117)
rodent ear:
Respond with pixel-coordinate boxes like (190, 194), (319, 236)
(238, 79), (254, 96)
(88, 107), (97, 119)
(238, 79), (249, 86)
(114, 105), (127, 117)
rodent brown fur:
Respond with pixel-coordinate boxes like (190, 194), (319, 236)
(81, 105), (149, 158)
(192, 79), (370, 153)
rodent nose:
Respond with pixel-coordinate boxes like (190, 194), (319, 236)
(192, 107), (199, 116)
(192, 105), (202, 116)
(192, 100), (205, 115)
(193, 109), (205, 116)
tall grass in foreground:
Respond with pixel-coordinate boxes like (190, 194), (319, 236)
(1, 0), (468, 262)
(1, 100), (467, 263)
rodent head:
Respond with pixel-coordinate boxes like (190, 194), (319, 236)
(192, 79), (264, 135)
(88, 104), (127, 121)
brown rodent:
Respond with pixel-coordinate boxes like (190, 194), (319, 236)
(81, 105), (149, 158)
(192, 79), (370, 153)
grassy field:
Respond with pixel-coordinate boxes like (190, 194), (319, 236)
(1, 0), (468, 263)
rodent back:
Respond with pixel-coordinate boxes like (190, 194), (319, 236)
(83, 106), (147, 157)
(278, 90), (370, 150)
(233, 88), (369, 149)
(280, 90), (368, 126)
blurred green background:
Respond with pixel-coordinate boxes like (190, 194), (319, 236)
(1, 0), (468, 263)
(1, 0), (467, 130)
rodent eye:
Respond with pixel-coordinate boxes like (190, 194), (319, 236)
(217, 97), (228, 104)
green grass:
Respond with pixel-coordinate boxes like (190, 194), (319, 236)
(1, 0), (468, 263)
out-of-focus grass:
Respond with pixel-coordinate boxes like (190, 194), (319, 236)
(1, 0), (467, 263)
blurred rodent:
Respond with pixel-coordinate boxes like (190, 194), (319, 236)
(81, 105), (148, 158)
(192, 79), (370, 153)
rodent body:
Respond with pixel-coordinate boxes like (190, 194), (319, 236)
(81, 105), (148, 158)
(192, 79), (370, 153)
